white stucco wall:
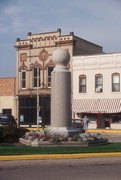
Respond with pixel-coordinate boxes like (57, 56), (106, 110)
(73, 53), (121, 100)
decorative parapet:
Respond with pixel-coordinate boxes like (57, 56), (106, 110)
(73, 53), (121, 70)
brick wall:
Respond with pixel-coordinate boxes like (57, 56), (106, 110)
(0, 77), (16, 96)
(73, 36), (103, 56)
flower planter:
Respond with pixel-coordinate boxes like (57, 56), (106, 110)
(19, 130), (108, 147)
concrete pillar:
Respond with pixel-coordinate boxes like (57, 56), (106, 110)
(51, 48), (72, 127)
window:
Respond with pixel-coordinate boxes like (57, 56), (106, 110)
(21, 71), (26, 88)
(47, 67), (54, 87)
(33, 67), (40, 88)
(112, 114), (121, 123)
(79, 75), (86, 93)
(95, 74), (103, 93)
(112, 73), (120, 92)
(2, 109), (12, 115)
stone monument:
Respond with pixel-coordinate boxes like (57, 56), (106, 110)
(50, 48), (80, 136)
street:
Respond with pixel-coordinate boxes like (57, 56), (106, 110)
(0, 157), (121, 180)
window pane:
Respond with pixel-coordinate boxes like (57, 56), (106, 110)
(79, 76), (86, 93)
(22, 80), (26, 88)
(21, 71), (26, 88)
(112, 84), (120, 91)
(34, 78), (37, 87)
(33, 68), (40, 87)
(112, 74), (120, 92)
(96, 76), (102, 85)
(80, 78), (86, 85)
(113, 75), (119, 83)
(80, 85), (86, 93)
(22, 72), (26, 79)
(95, 75), (103, 92)
(48, 67), (54, 87)
(34, 68), (37, 77)
(48, 67), (54, 76)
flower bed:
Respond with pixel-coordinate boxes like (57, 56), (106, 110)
(19, 129), (108, 147)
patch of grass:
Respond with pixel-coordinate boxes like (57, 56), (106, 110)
(0, 143), (121, 155)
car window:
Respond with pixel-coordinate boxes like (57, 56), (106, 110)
(0, 115), (8, 121)
(0, 115), (7, 119)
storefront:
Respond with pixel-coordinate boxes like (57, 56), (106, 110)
(19, 95), (50, 126)
(72, 99), (121, 129)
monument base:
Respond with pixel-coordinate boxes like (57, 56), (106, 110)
(47, 127), (82, 137)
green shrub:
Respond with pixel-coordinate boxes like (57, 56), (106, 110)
(0, 126), (29, 143)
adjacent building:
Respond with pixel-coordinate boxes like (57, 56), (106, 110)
(72, 53), (121, 129)
(0, 77), (16, 118)
(14, 28), (102, 127)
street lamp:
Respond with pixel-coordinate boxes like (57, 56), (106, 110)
(29, 62), (40, 130)
(37, 66), (40, 130)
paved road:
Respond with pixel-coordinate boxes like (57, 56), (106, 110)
(0, 157), (121, 180)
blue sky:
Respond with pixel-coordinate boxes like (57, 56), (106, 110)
(0, 0), (121, 77)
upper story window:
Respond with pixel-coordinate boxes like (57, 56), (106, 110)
(21, 71), (26, 89)
(95, 74), (103, 93)
(33, 67), (40, 88)
(79, 75), (86, 93)
(47, 67), (54, 87)
(112, 73), (120, 92)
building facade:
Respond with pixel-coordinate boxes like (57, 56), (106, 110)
(15, 28), (102, 127)
(0, 77), (16, 118)
(72, 53), (121, 129)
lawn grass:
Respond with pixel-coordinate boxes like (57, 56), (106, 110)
(0, 143), (121, 155)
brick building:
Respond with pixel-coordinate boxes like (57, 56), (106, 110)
(14, 28), (103, 127)
(0, 77), (16, 117)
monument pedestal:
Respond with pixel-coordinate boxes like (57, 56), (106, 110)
(47, 127), (82, 137)
(51, 49), (81, 137)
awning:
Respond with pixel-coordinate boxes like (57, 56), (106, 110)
(72, 99), (121, 114)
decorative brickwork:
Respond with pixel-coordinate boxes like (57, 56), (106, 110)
(20, 53), (27, 62)
(44, 60), (55, 69)
(19, 62), (28, 71)
(0, 78), (16, 96)
(39, 49), (49, 61)
(30, 61), (43, 70)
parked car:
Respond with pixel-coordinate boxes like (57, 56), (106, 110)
(72, 119), (85, 132)
(0, 114), (17, 127)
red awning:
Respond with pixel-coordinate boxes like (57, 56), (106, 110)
(72, 99), (121, 114)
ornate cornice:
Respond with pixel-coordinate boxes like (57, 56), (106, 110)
(14, 44), (32, 49)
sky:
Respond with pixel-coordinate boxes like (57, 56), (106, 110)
(0, 0), (121, 77)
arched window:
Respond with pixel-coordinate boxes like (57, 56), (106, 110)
(21, 70), (26, 89)
(112, 73), (120, 92)
(79, 75), (86, 93)
(95, 74), (103, 93)
(33, 67), (40, 88)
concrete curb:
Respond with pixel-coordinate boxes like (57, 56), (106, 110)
(27, 128), (121, 133)
(87, 129), (121, 133)
(1, 152), (121, 161)
(1, 128), (119, 161)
